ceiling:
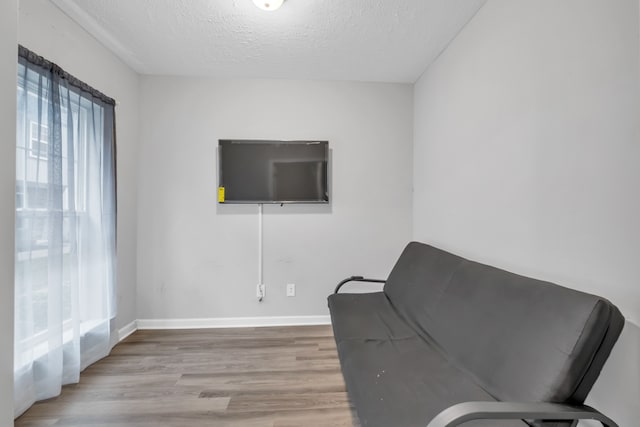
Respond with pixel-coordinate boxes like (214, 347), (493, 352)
(52, 0), (486, 83)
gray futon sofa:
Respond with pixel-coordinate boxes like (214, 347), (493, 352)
(328, 242), (624, 427)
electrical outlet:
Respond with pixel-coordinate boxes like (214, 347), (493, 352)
(257, 283), (266, 300)
(286, 283), (296, 297)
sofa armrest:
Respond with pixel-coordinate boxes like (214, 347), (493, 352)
(426, 401), (618, 427)
(334, 276), (386, 294)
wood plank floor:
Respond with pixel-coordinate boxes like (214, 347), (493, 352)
(15, 325), (360, 427)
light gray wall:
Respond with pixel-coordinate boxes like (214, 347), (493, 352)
(0, 1), (17, 424)
(137, 77), (413, 319)
(413, 0), (640, 425)
(18, 0), (140, 331)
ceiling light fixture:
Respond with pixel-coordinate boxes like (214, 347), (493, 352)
(252, 0), (284, 11)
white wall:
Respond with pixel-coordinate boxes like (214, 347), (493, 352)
(0, 1), (18, 424)
(413, 0), (640, 425)
(137, 77), (413, 320)
(18, 0), (140, 332)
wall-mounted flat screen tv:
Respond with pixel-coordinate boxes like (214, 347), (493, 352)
(218, 140), (329, 204)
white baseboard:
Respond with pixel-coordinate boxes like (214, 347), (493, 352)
(117, 320), (138, 341)
(136, 315), (332, 330)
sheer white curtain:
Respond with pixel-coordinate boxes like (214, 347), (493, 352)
(14, 46), (117, 418)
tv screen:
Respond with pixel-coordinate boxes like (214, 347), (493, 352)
(218, 140), (329, 204)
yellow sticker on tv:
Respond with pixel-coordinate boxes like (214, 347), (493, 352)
(218, 187), (225, 203)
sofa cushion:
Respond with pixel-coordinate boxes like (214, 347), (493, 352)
(383, 242), (624, 404)
(383, 242), (465, 321)
(329, 292), (526, 427)
(329, 292), (415, 342)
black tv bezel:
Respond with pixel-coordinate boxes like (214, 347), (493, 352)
(217, 139), (330, 205)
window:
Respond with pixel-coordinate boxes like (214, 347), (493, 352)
(14, 45), (117, 418)
(28, 121), (49, 160)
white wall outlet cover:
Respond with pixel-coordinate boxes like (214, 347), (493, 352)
(286, 283), (296, 297)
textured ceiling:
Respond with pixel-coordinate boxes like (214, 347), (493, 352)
(52, 0), (486, 83)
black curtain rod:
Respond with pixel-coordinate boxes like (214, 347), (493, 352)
(18, 44), (116, 106)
